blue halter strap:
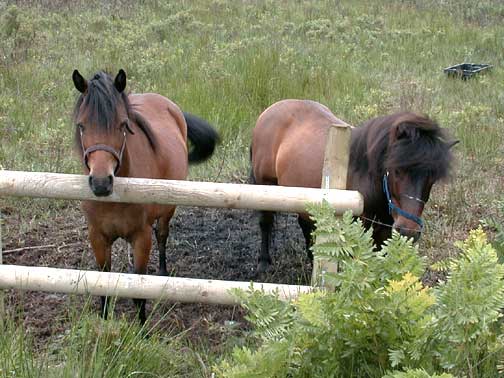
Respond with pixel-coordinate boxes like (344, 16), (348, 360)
(382, 172), (424, 228)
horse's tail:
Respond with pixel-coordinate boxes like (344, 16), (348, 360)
(183, 112), (219, 163)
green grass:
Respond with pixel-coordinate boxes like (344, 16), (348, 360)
(1, 0), (504, 375)
(0, 298), (213, 378)
(1, 0), (503, 172)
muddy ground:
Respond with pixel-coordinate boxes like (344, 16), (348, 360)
(1, 203), (311, 350)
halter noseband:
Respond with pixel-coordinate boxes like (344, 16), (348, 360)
(382, 171), (424, 228)
(80, 129), (127, 175)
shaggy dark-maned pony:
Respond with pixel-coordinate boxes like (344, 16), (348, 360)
(251, 99), (456, 273)
(72, 69), (219, 322)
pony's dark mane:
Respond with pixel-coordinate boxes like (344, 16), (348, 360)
(73, 71), (157, 153)
(350, 112), (453, 181)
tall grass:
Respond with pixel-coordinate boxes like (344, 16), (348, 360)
(0, 299), (205, 377)
(1, 0), (503, 173)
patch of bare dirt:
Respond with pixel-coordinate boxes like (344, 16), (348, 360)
(1, 204), (311, 349)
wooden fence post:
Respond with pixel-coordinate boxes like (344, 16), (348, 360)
(311, 124), (352, 288)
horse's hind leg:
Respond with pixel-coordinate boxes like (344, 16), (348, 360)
(257, 210), (275, 274)
(131, 226), (152, 325)
(298, 215), (315, 261)
(156, 210), (174, 276)
(89, 228), (112, 319)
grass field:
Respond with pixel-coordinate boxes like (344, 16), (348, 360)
(1, 0), (504, 376)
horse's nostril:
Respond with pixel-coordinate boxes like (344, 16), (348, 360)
(108, 175), (114, 185)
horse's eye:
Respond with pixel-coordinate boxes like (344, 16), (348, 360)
(77, 123), (84, 132)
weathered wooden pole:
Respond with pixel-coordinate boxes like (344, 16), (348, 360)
(0, 171), (363, 215)
(0, 265), (312, 304)
(311, 124), (352, 287)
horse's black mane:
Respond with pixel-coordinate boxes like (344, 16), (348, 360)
(73, 71), (156, 152)
(350, 112), (453, 181)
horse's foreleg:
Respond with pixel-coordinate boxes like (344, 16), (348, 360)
(155, 211), (174, 276)
(298, 216), (315, 261)
(89, 229), (112, 319)
(258, 211), (275, 274)
(132, 227), (152, 325)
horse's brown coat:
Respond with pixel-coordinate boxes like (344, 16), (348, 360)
(253, 99), (349, 190)
(80, 93), (188, 242)
(73, 70), (218, 322)
(251, 99), (454, 273)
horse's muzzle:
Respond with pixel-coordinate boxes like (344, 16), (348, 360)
(393, 224), (421, 243)
(89, 175), (114, 197)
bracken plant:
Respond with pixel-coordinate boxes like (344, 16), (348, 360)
(216, 203), (504, 378)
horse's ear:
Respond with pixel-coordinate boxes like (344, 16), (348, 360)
(72, 70), (87, 93)
(448, 140), (460, 149)
(114, 69), (127, 93)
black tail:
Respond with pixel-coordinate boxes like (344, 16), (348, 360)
(248, 144), (256, 184)
(183, 112), (219, 163)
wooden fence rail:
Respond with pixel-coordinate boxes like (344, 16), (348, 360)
(0, 124), (357, 303)
(0, 265), (312, 305)
(0, 170), (363, 214)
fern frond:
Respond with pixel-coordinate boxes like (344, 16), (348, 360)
(231, 286), (295, 343)
(434, 228), (504, 374)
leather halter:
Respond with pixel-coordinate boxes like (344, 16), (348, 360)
(80, 129), (127, 175)
(382, 171), (424, 228)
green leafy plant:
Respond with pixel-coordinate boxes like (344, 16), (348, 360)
(433, 227), (504, 376)
(382, 369), (453, 378)
(216, 203), (504, 378)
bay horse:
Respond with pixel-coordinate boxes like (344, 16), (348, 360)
(72, 69), (219, 323)
(250, 99), (456, 274)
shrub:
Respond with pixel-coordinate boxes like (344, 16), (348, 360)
(216, 203), (504, 378)
(0, 5), (37, 64)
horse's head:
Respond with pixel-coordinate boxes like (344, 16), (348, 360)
(382, 169), (430, 241)
(367, 112), (457, 242)
(72, 69), (134, 196)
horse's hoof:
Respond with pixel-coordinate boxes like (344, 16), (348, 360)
(257, 260), (270, 275)
(157, 269), (168, 277)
